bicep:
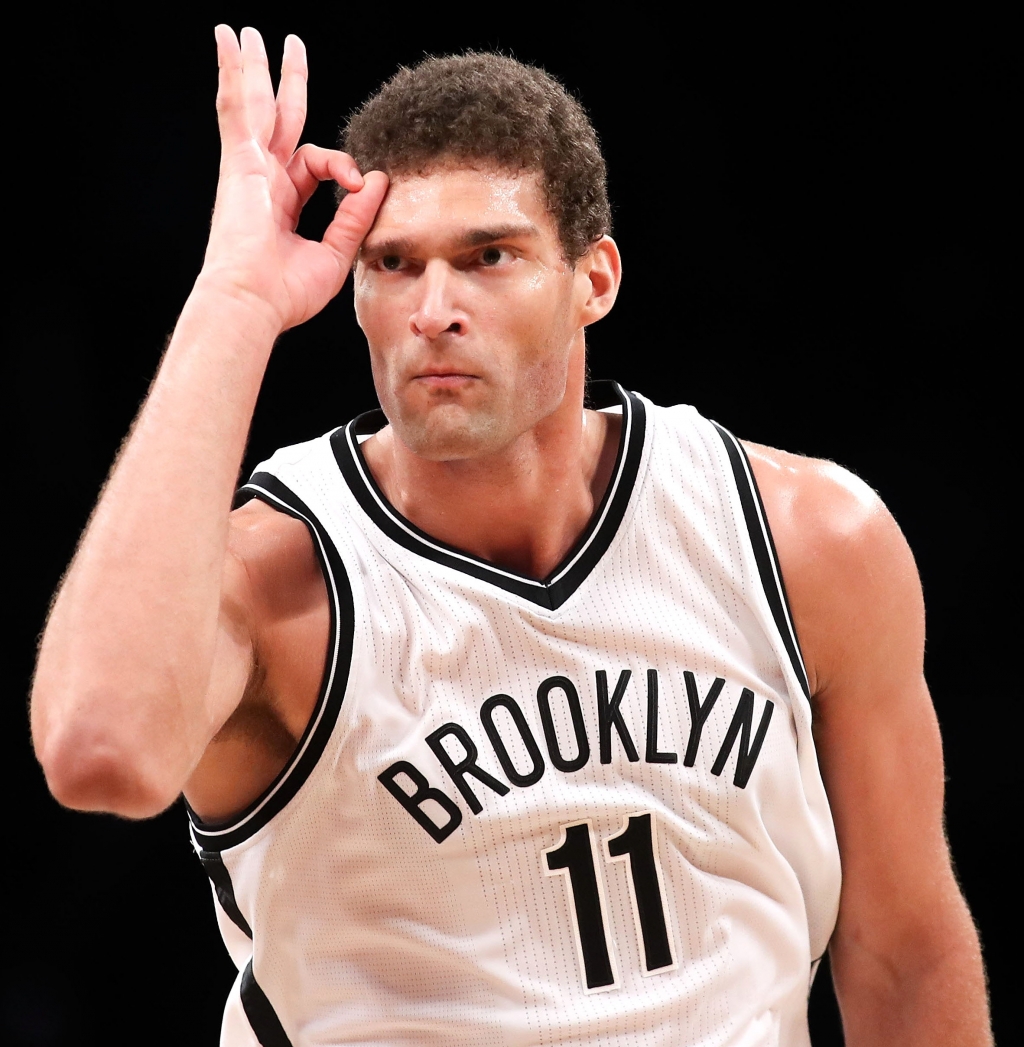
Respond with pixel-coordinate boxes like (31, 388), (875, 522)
(808, 513), (987, 1039)
(814, 665), (951, 956)
(809, 508), (954, 944)
(769, 472), (974, 1015)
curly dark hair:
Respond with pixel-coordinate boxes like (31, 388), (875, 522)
(342, 53), (611, 265)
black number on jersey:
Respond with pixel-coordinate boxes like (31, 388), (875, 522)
(542, 821), (618, 991)
(543, 812), (676, 993)
(605, 813), (676, 974)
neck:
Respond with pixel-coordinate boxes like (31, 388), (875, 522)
(362, 349), (621, 580)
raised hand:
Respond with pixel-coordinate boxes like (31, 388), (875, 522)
(201, 26), (388, 332)
(31, 26), (389, 818)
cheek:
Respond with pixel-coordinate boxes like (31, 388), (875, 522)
(352, 280), (381, 337)
(499, 291), (577, 410)
(353, 272), (411, 343)
(508, 280), (575, 360)
(352, 288), (396, 386)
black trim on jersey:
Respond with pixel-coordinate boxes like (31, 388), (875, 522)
(241, 960), (293, 1047)
(712, 422), (811, 698)
(329, 380), (646, 610)
(199, 850), (252, 938)
(186, 473), (355, 852)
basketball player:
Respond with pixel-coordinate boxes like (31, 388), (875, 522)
(31, 26), (990, 1046)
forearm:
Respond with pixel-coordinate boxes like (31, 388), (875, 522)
(31, 284), (281, 815)
(831, 895), (992, 1047)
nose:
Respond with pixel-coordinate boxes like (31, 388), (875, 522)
(410, 261), (465, 339)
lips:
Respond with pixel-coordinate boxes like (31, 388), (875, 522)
(411, 363), (481, 380)
(412, 372), (478, 388)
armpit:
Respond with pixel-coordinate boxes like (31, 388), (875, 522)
(212, 657), (298, 763)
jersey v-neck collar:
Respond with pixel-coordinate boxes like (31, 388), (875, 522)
(330, 380), (647, 610)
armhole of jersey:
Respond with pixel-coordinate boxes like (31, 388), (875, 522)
(185, 471), (355, 852)
(711, 422), (811, 700)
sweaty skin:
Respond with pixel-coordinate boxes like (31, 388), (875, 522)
(30, 26), (991, 1047)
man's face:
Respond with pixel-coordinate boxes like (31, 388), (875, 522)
(353, 166), (591, 461)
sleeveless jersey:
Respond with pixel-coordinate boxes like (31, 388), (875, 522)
(188, 382), (841, 1047)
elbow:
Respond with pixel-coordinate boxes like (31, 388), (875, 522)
(34, 704), (181, 819)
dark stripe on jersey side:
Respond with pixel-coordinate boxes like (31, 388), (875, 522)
(240, 960), (293, 1047)
(198, 850), (252, 938)
(187, 473), (355, 852)
(329, 380), (646, 610)
(711, 422), (811, 698)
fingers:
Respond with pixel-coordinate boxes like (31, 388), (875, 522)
(239, 27), (277, 147)
(286, 145), (365, 212)
(322, 171), (390, 265)
(268, 35), (308, 164)
(215, 25), (279, 152)
(214, 25), (247, 146)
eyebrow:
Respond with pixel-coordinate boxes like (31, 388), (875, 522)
(360, 223), (540, 259)
(461, 223), (539, 246)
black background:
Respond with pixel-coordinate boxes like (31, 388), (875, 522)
(8, 9), (1011, 1045)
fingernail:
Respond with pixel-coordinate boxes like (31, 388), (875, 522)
(241, 27), (266, 57)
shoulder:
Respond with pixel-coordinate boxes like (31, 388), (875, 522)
(742, 441), (887, 549)
(742, 441), (924, 698)
(224, 497), (324, 627)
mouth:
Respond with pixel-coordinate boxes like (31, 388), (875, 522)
(411, 369), (480, 390)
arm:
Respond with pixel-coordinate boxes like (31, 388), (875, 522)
(30, 27), (387, 818)
(747, 444), (991, 1047)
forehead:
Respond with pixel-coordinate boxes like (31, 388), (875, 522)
(364, 166), (557, 248)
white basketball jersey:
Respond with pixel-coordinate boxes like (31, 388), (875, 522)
(188, 382), (841, 1047)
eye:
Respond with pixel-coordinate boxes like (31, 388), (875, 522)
(380, 255), (403, 271)
(480, 246), (506, 266)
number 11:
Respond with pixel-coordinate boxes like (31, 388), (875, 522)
(543, 812), (677, 993)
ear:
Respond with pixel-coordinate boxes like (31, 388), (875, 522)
(576, 236), (622, 326)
